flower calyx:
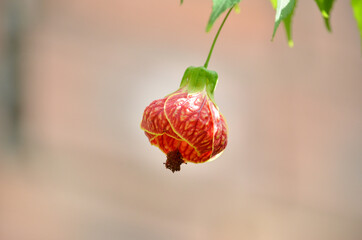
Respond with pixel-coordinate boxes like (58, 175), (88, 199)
(179, 66), (218, 104)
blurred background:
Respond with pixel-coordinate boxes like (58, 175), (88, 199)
(0, 0), (361, 239)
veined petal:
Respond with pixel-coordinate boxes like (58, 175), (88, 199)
(151, 134), (212, 163)
(141, 98), (180, 139)
(164, 91), (214, 155)
(210, 103), (228, 158)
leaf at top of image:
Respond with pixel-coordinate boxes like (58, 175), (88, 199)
(272, 0), (296, 42)
(314, 0), (336, 32)
(271, 0), (297, 47)
(351, 0), (362, 48)
(206, 0), (241, 32)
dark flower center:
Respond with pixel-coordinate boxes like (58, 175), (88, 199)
(164, 150), (185, 172)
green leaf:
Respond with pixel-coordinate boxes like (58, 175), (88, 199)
(206, 0), (241, 32)
(282, 2), (296, 47)
(180, 0), (183, 4)
(314, 0), (336, 32)
(351, 0), (362, 48)
(271, 0), (296, 47)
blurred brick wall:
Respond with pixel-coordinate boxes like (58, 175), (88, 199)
(1, 0), (361, 240)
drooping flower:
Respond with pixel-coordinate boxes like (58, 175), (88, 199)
(141, 66), (228, 172)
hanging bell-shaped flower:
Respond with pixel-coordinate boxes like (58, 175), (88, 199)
(141, 66), (228, 172)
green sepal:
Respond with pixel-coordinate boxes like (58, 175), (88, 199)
(180, 66), (219, 104)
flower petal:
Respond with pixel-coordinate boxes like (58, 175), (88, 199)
(151, 134), (211, 163)
(164, 91), (214, 155)
(210, 103), (228, 157)
(141, 98), (180, 139)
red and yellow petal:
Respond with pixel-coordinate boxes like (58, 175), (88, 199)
(150, 134), (212, 163)
(164, 91), (214, 156)
(141, 98), (180, 139)
(209, 103), (228, 157)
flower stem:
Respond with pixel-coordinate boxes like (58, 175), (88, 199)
(204, 7), (233, 69)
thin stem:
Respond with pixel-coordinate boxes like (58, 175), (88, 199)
(204, 7), (233, 69)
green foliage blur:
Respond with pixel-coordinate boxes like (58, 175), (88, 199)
(181, 0), (362, 48)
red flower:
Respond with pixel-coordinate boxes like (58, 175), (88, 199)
(141, 66), (228, 172)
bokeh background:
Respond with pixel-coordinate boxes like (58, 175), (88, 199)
(0, 0), (361, 239)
